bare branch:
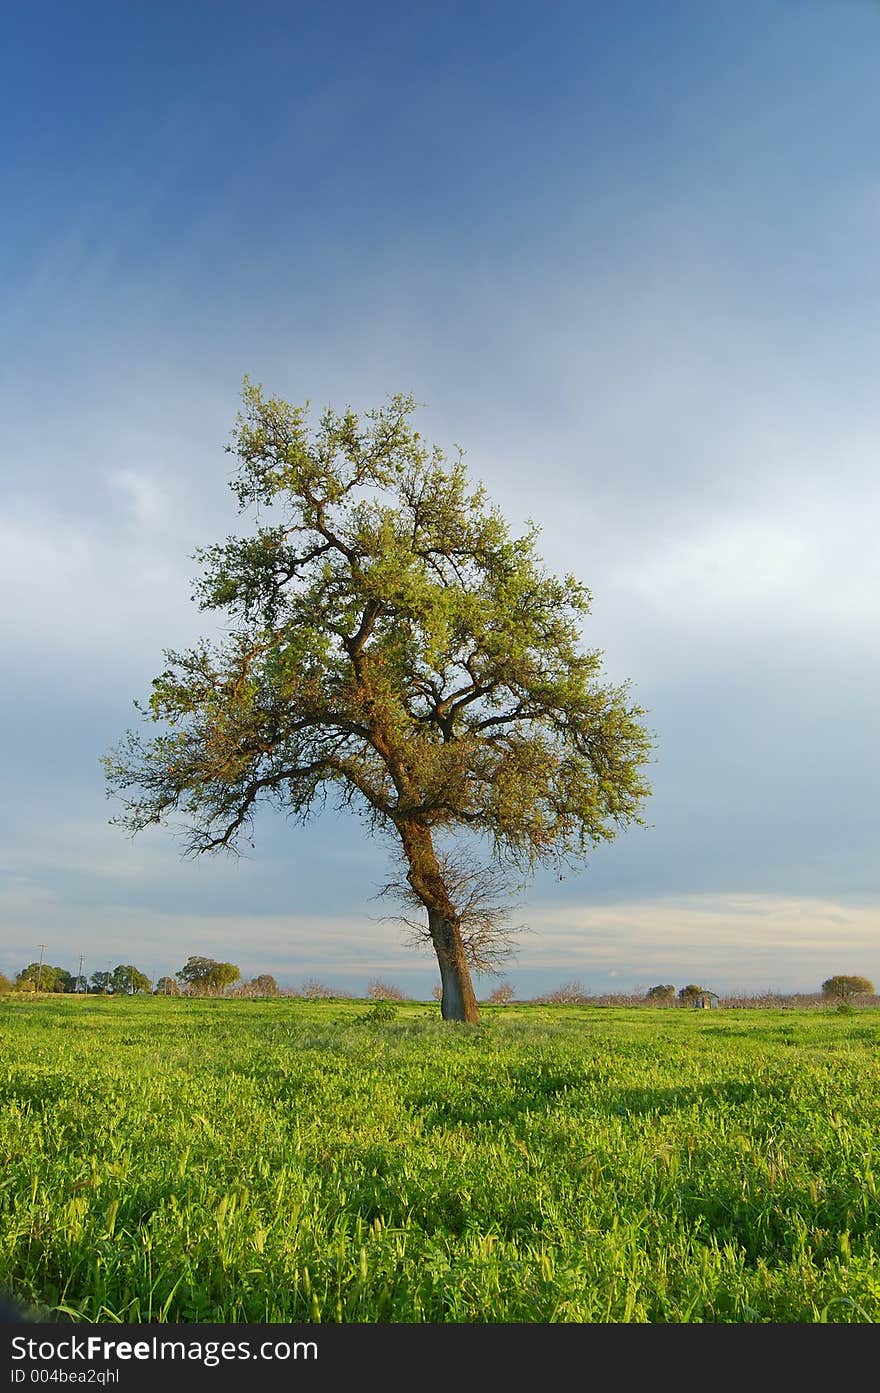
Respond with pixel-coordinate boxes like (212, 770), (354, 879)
(375, 848), (526, 974)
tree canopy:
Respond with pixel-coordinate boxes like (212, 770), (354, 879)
(87, 965), (151, 994)
(16, 963), (66, 992)
(646, 984), (675, 1003)
(246, 974), (278, 996)
(678, 984), (706, 1003)
(111, 964), (152, 995)
(103, 384), (653, 1022)
(176, 956), (241, 994)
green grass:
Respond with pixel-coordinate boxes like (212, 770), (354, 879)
(2, 996), (880, 1322)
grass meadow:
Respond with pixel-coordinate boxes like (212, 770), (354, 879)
(2, 995), (880, 1323)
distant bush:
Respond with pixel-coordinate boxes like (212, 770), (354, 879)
(300, 979), (337, 999)
(487, 982), (515, 1005)
(366, 979), (408, 1001)
(363, 999), (399, 1024)
(0, 973), (14, 994)
(536, 980), (592, 1005)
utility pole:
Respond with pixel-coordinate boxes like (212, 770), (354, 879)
(35, 943), (46, 992)
(77, 954), (84, 994)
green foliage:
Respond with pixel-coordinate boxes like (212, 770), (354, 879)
(16, 964), (68, 993)
(154, 976), (181, 996)
(1, 998), (880, 1323)
(111, 965), (152, 996)
(176, 957), (240, 994)
(822, 976), (874, 1004)
(84, 966), (151, 996)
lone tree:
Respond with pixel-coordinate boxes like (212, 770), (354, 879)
(103, 385), (652, 1023)
(821, 975), (874, 1004)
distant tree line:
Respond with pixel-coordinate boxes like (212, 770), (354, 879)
(505, 978), (877, 1008)
(1, 964), (876, 1007)
(5, 956), (253, 996)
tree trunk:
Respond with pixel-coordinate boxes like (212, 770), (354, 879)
(428, 906), (481, 1024)
(397, 820), (480, 1024)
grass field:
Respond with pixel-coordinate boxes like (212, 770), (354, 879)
(2, 995), (880, 1323)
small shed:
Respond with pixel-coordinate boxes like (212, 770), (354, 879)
(693, 990), (720, 1010)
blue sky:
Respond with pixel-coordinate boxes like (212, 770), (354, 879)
(2, 0), (879, 997)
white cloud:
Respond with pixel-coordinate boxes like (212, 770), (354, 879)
(610, 481), (880, 642)
(0, 509), (216, 692)
(517, 893), (880, 992)
(109, 469), (168, 527)
(0, 896), (421, 987)
(3, 868), (877, 996)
